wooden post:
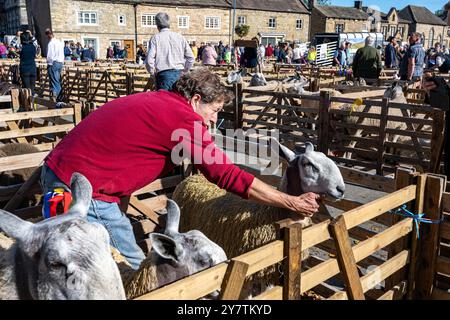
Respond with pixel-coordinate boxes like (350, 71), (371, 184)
(414, 174), (446, 299)
(282, 223), (302, 300)
(234, 83), (243, 130)
(407, 174), (427, 299)
(219, 259), (249, 300)
(385, 168), (416, 290)
(73, 103), (82, 125)
(318, 90), (331, 155)
(329, 215), (365, 300)
(376, 98), (389, 175)
(429, 110), (445, 174)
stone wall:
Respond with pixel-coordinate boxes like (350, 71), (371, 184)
(324, 18), (370, 33)
(413, 24), (447, 49)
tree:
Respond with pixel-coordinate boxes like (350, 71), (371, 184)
(235, 24), (250, 39)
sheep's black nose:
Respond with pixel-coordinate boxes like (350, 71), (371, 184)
(336, 186), (345, 196)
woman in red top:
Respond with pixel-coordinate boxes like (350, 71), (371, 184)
(42, 68), (321, 269)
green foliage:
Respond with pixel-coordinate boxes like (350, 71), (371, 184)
(235, 24), (250, 38)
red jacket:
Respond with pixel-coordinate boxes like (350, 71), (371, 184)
(45, 91), (254, 203)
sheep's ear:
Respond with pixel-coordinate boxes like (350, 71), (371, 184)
(150, 233), (184, 262)
(67, 172), (92, 218)
(164, 200), (180, 236)
(304, 142), (314, 153)
(0, 209), (33, 242)
(271, 138), (297, 164)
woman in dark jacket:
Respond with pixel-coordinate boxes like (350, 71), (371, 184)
(242, 38), (259, 71)
(19, 32), (37, 95)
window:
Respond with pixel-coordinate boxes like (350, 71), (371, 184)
(118, 14), (126, 26)
(398, 27), (404, 37)
(296, 19), (303, 29)
(178, 16), (189, 29)
(205, 17), (220, 29)
(110, 40), (122, 47)
(77, 11), (98, 25)
(447, 27), (450, 37)
(268, 17), (276, 28)
(335, 23), (344, 33)
(237, 16), (246, 25)
(428, 28), (434, 48)
(381, 26), (388, 36)
(389, 26), (396, 37)
(142, 14), (156, 27)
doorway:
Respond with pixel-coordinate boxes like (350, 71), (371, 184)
(123, 40), (135, 60)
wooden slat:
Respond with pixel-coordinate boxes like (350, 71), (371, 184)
(329, 215), (365, 300)
(253, 286), (283, 300)
(431, 288), (450, 300)
(0, 152), (48, 171)
(133, 175), (184, 195)
(0, 96), (12, 103)
(437, 256), (450, 276)
(237, 240), (284, 277)
(134, 262), (229, 300)
(378, 281), (408, 300)
(219, 260), (250, 300)
(441, 221), (450, 240)
(0, 124), (74, 140)
(442, 192), (450, 212)
(0, 108), (74, 122)
(301, 218), (413, 293)
(283, 223), (302, 300)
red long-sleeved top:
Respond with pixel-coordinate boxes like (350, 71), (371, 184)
(45, 91), (254, 203)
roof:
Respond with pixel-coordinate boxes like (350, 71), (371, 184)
(315, 5), (369, 20)
(77, 0), (309, 12)
(230, 0), (309, 14)
(399, 5), (447, 26)
(362, 7), (411, 23)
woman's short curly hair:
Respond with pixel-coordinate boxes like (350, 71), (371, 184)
(174, 67), (233, 105)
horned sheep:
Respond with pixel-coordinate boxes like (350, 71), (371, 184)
(172, 140), (345, 297)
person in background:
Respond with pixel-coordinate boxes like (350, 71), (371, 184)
(242, 38), (259, 72)
(384, 36), (398, 68)
(145, 12), (195, 91)
(197, 42), (205, 62)
(136, 44), (146, 64)
(333, 43), (347, 67)
(10, 31), (22, 50)
(292, 43), (303, 64)
(113, 43), (120, 59)
(81, 45), (95, 62)
(0, 42), (7, 59)
(190, 41), (198, 60)
(265, 43), (274, 58)
(64, 41), (72, 61)
(107, 46), (114, 59)
(224, 45), (231, 64)
(285, 43), (293, 64)
(273, 44), (280, 61)
(202, 43), (217, 66)
(216, 41), (225, 64)
(258, 42), (266, 64)
(19, 31), (37, 95)
(121, 46), (128, 60)
(352, 36), (382, 83)
(45, 28), (65, 102)
(344, 42), (351, 66)
(399, 32), (425, 81)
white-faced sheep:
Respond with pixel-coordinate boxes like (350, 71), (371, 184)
(120, 200), (227, 299)
(0, 173), (126, 300)
(172, 140), (345, 297)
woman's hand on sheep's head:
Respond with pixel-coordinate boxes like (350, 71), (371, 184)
(288, 192), (321, 218)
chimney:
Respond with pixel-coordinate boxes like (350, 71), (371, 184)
(308, 0), (317, 10)
(354, 1), (363, 10)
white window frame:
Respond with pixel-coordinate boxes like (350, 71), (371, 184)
(77, 11), (98, 26)
(82, 36), (99, 58)
(205, 16), (220, 29)
(335, 23), (344, 33)
(296, 19), (303, 29)
(237, 16), (246, 25)
(177, 16), (189, 29)
(268, 17), (276, 29)
(142, 14), (157, 28)
(110, 40), (122, 47)
(389, 26), (396, 37)
(118, 14), (126, 26)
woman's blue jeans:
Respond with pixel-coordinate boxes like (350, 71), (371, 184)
(40, 164), (146, 270)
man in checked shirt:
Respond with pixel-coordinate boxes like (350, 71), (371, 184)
(145, 12), (195, 91)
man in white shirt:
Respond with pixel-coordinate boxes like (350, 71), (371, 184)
(145, 12), (195, 91)
(45, 28), (65, 101)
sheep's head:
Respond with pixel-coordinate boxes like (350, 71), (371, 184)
(272, 139), (345, 201)
(227, 69), (245, 85)
(383, 82), (406, 101)
(249, 73), (267, 87)
(0, 173), (126, 300)
(150, 200), (227, 275)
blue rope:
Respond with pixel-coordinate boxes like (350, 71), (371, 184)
(389, 205), (442, 239)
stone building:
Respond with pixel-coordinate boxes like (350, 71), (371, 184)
(1, 0), (29, 35)
(233, 0), (310, 45)
(399, 5), (448, 48)
(363, 7), (410, 42)
(309, 0), (370, 39)
(25, 0), (310, 60)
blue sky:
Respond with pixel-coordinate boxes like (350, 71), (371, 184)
(328, 0), (446, 14)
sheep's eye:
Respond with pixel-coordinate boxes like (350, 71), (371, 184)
(49, 261), (66, 269)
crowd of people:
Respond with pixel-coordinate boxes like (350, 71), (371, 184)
(0, 30), (40, 59)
